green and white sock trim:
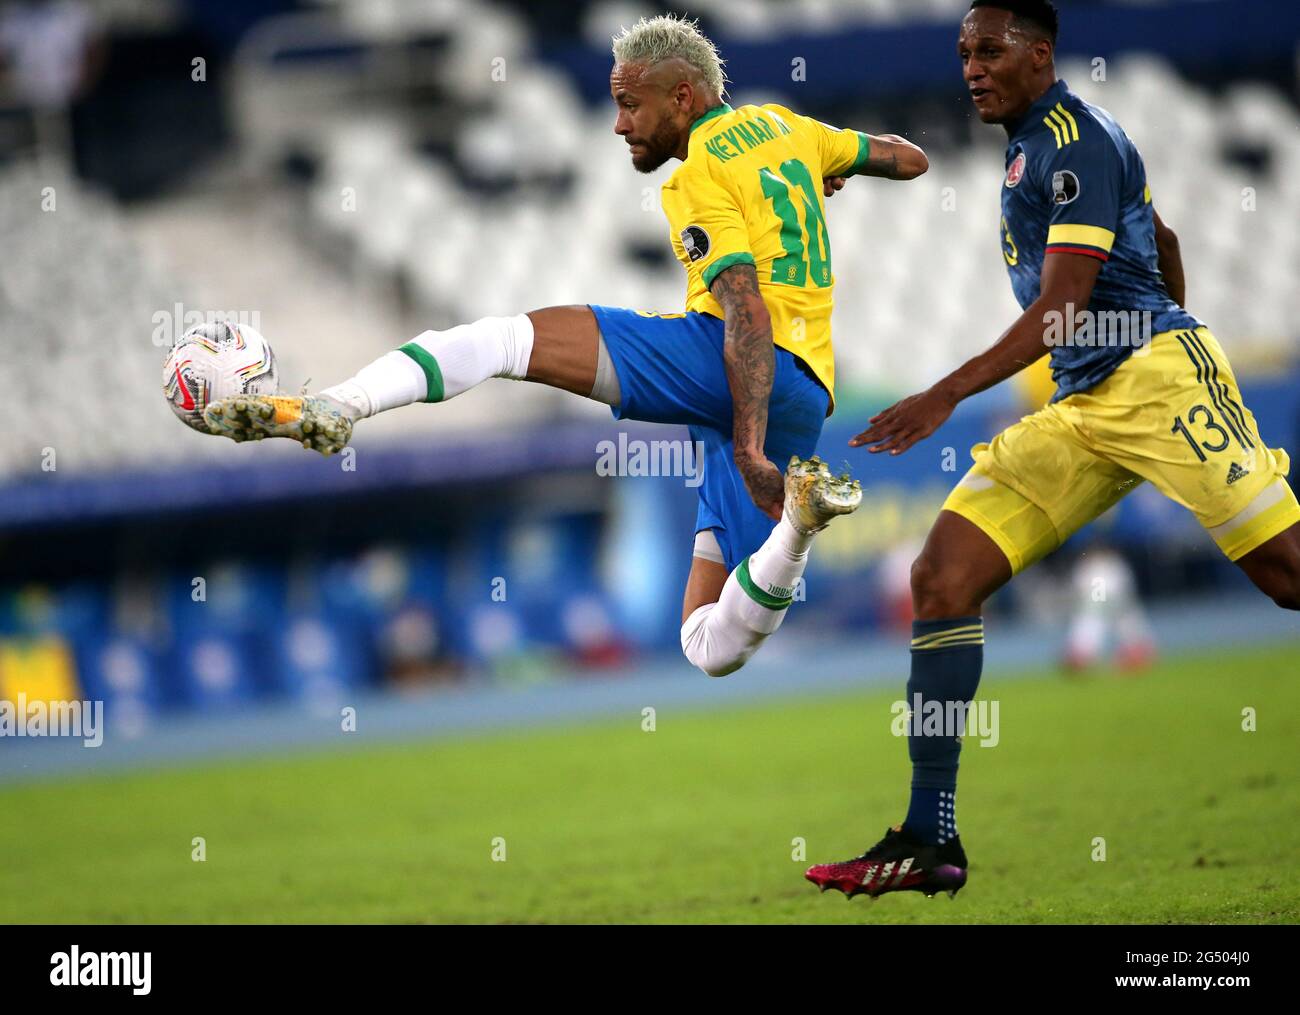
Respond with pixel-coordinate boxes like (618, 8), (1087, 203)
(399, 341), (445, 403)
(396, 314), (533, 403)
(320, 315), (534, 420)
(736, 556), (794, 610)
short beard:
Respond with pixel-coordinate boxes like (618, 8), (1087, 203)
(630, 119), (681, 173)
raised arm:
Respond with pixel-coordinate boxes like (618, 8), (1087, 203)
(1152, 208), (1186, 307)
(824, 133), (929, 195)
(854, 134), (930, 180)
(851, 252), (1103, 454)
(711, 262), (783, 520)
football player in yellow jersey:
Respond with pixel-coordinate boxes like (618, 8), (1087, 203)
(201, 14), (928, 679)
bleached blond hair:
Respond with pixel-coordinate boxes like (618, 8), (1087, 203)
(611, 14), (727, 99)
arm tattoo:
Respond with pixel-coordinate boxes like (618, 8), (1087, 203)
(861, 145), (902, 179)
(710, 262), (773, 460)
(862, 147), (900, 179)
(859, 134), (925, 180)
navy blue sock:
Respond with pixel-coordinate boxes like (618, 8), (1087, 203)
(902, 617), (984, 846)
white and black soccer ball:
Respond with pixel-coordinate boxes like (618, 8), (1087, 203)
(163, 321), (279, 434)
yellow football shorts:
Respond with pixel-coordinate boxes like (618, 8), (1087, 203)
(944, 327), (1300, 574)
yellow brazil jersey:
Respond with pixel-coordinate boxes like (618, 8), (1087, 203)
(659, 102), (872, 411)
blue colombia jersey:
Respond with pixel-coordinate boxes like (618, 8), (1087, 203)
(998, 79), (1200, 399)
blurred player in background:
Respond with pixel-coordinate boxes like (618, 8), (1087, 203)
(807, 0), (1300, 900)
(1060, 539), (1156, 673)
(200, 15), (928, 680)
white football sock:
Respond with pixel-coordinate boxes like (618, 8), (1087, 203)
(680, 518), (817, 677)
(320, 313), (535, 418)
(320, 351), (424, 418)
(745, 515), (815, 594)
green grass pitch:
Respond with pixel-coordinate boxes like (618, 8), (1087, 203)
(2, 642), (1297, 923)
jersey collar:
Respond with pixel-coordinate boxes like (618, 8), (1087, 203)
(1006, 79), (1068, 145)
(689, 103), (732, 135)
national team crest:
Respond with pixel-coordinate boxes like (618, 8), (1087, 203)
(681, 225), (710, 261)
(1005, 151), (1026, 188)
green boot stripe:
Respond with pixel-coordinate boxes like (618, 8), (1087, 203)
(399, 342), (445, 403)
(736, 557), (793, 610)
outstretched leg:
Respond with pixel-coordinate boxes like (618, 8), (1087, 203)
(203, 306), (621, 449)
(523, 306), (617, 400)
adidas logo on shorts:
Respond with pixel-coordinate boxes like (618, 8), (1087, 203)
(1226, 462), (1250, 485)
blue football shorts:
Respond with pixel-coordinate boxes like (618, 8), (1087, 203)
(590, 305), (829, 572)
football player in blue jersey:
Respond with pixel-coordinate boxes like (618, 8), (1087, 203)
(807, 0), (1300, 900)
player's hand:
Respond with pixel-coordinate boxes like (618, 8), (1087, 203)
(823, 176), (847, 198)
(849, 385), (957, 456)
(735, 451), (784, 521)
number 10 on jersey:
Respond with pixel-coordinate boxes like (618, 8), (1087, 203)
(759, 159), (832, 288)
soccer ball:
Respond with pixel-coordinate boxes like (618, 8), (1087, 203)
(163, 320), (279, 433)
